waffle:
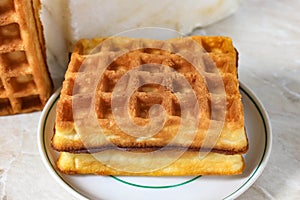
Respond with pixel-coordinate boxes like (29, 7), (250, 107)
(53, 36), (248, 175)
(0, 0), (52, 115)
(57, 150), (245, 176)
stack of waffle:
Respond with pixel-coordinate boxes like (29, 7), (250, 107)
(0, 0), (52, 115)
(52, 36), (248, 176)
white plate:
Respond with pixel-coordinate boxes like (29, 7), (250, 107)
(38, 82), (272, 200)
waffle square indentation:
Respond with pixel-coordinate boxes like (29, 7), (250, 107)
(8, 74), (37, 94)
(1, 50), (29, 73)
(135, 95), (163, 119)
(0, 98), (12, 114)
(18, 95), (42, 110)
(0, 23), (21, 46)
(0, 0), (14, 15)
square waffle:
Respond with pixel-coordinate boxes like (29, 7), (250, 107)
(53, 36), (248, 175)
(0, 0), (53, 115)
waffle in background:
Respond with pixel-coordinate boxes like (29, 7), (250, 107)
(0, 0), (53, 115)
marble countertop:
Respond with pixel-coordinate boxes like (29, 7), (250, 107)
(1, 0), (300, 199)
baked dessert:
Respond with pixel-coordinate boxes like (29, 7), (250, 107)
(57, 151), (245, 176)
(0, 0), (53, 115)
(52, 36), (248, 175)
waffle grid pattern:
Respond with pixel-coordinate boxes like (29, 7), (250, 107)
(58, 36), (241, 125)
(54, 36), (246, 152)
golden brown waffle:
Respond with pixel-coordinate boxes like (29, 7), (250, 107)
(0, 0), (52, 115)
(53, 36), (247, 153)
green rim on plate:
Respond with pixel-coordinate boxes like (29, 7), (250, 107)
(223, 86), (269, 199)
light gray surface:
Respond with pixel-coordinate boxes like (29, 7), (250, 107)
(1, 0), (300, 199)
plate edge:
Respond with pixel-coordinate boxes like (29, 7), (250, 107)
(223, 82), (272, 199)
